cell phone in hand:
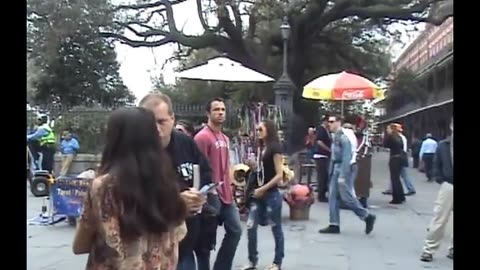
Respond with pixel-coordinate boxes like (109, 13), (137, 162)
(199, 182), (221, 195)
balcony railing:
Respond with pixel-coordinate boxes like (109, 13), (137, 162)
(380, 88), (453, 123)
(416, 42), (453, 76)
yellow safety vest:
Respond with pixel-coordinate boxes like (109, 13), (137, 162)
(39, 124), (56, 146)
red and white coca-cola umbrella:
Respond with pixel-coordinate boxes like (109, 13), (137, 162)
(302, 71), (384, 101)
(302, 71), (385, 116)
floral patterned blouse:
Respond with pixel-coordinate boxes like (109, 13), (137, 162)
(80, 177), (187, 270)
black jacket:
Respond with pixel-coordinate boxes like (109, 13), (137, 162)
(165, 130), (213, 256)
(166, 130), (212, 190)
(433, 138), (453, 185)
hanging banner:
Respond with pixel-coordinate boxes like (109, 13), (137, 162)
(50, 178), (91, 217)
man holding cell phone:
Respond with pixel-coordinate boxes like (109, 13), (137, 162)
(139, 93), (216, 270)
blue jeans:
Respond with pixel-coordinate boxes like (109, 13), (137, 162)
(386, 167), (416, 193)
(212, 202), (242, 270)
(329, 164), (369, 225)
(246, 190), (285, 266)
(177, 251), (196, 270)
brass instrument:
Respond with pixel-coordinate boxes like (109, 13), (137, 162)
(231, 157), (294, 190)
(279, 155), (294, 188)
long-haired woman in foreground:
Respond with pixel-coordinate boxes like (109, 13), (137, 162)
(73, 107), (187, 270)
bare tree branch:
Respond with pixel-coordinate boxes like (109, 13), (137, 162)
(114, 0), (188, 11)
(103, 0), (225, 50)
(340, 1), (451, 25)
(230, 2), (243, 32)
(301, 0), (452, 46)
(196, 0), (222, 32)
(247, 7), (257, 39)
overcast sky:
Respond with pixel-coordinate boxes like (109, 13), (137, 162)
(112, 0), (424, 102)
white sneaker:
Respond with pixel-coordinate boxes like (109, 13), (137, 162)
(239, 262), (256, 270)
(265, 263), (281, 270)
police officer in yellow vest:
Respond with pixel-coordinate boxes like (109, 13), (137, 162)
(27, 115), (56, 173)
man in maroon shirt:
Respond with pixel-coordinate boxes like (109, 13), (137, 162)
(195, 97), (242, 270)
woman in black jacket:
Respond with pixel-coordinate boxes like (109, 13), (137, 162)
(384, 124), (406, 204)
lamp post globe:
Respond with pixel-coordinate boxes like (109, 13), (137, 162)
(280, 16), (290, 41)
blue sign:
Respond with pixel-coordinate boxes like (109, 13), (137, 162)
(50, 178), (91, 217)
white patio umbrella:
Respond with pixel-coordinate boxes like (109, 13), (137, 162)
(176, 56), (274, 82)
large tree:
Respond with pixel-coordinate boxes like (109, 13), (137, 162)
(27, 0), (135, 108)
(102, 0), (452, 152)
(103, 0), (452, 102)
(27, 57), (41, 103)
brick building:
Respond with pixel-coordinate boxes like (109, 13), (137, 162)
(377, 18), (453, 141)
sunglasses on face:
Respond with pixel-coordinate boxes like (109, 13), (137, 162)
(328, 120), (335, 123)
(256, 128), (263, 132)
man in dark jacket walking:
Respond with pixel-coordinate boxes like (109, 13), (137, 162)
(420, 118), (453, 262)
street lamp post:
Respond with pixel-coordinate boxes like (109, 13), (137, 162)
(273, 16), (295, 128)
(280, 16), (290, 76)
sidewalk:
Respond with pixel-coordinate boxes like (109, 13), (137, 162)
(27, 152), (453, 270)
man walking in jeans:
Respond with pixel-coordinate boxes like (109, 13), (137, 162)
(195, 97), (242, 270)
(420, 118), (453, 262)
(318, 116), (376, 235)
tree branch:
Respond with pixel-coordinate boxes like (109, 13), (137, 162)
(196, 0), (222, 32)
(230, 2), (243, 33)
(103, 0), (228, 50)
(115, 0), (188, 11)
(303, 0), (452, 45)
(247, 7), (257, 39)
(340, 1), (451, 25)
(215, 2), (243, 42)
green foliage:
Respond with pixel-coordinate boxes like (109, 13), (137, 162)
(27, 57), (41, 102)
(386, 68), (426, 111)
(27, 0), (134, 108)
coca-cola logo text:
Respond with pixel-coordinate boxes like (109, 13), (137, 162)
(341, 90), (365, 100)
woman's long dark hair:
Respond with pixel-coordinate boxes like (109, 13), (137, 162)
(260, 120), (280, 149)
(99, 107), (186, 240)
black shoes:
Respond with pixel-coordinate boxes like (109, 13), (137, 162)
(447, 249), (453, 260)
(420, 252), (433, 262)
(319, 225), (340, 234)
(383, 191), (415, 196)
(319, 215), (376, 235)
(420, 250), (453, 262)
(389, 200), (405, 204)
(364, 214), (376, 235)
